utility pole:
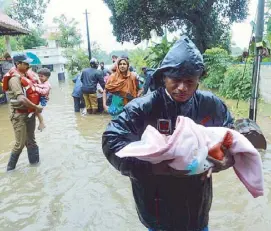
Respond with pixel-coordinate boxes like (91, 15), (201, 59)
(249, 0), (265, 121)
(84, 9), (92, 60)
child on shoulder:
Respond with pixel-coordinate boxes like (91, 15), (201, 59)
(34, 68), (51, 131)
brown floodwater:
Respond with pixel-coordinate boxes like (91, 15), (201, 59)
(0, 78), (270, 231)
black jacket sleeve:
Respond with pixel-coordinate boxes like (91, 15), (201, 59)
(196, 91), (234, 128)
(212, 95), (234, 128)
(102, 102), (152, 178)
(80, 70), (85, 83)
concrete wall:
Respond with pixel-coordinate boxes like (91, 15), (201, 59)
(260, 64), (271, 103)
(24, 47), (67, 66)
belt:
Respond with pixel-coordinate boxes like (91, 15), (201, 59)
(15, 109), (28, 113)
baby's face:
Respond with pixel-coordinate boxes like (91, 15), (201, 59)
(38, 74), (48, 83)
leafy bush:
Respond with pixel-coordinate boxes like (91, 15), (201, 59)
(145, 36), (176, 68)
(262, 57), (271, 62)
(202, 47), (231, 89)
(219, 64), (252, 100)
(63, 48), (89, 76)
(63, 42), (107, 76)
(129, 48), (149, 74)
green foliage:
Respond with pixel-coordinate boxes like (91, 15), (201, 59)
(128, 48), (149, 74)
(265, 1), (271, 52)
(63, 48), (89, 76)
(19, 29), (47, 49)
(10, 37), (24, 51)
(0, 36), (24, 56)
(0, 0), (49, 54)
(103, 0), (249, 52)
(52, 14), (82, 48)
(0, 29), (46, 55)
(262, 56), (271, 62)
(202, 47), (252, 101)
(5, 0), (50, 28)
(91, 42), (112, 64)
(63, 42), (106, 75)
(219, 64), (252, 100)
(145, 36), (175, 68)
(0, 38), (5, 55)
(202, 48), (231, 89)
(94, 50), (111, 65)
(231, 45), (243, 56)
(127, 37), (175, 73)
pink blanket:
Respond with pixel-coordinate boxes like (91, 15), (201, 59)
(116, 116), (264, 198)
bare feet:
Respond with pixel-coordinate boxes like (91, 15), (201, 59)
(38, 123), (46, 131)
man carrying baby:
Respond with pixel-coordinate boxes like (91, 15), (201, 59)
(102, 36), (235, 231)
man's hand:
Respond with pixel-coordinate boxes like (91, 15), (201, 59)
(207, 146), (235, 173)
(18, 95), (42, 111)
(152, 160), (190, 176)
(35, 105), (43, 113)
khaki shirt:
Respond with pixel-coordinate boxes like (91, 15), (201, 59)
(6, 74), (26, 111)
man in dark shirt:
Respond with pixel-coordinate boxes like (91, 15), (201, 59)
(102, 37), (235, 231)
(81, 58), (105, 114)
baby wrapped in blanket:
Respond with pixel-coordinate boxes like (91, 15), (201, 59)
(116, 116), (264, 198)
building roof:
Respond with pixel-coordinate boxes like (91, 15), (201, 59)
(0, 11), (29, 36)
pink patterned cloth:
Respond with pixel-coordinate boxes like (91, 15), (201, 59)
(116, 116), (264, 198)
(35, 81), (51, 96)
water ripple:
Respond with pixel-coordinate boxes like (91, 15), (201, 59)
(0, 80), (270, 231)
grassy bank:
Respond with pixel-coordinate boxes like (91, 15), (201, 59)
(202, 86), (271, 141)
(221, 97), (271, 119)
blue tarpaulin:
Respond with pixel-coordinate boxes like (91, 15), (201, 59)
(26, 52), (41, 65)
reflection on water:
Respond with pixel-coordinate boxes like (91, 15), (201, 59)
(0, 79), (271, 231)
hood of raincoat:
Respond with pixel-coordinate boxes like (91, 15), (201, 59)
(153, 36), (205, 89)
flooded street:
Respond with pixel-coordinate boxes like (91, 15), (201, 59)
(0, 78), (271, 231)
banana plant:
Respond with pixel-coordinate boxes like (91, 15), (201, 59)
(145, 36), (176, 68)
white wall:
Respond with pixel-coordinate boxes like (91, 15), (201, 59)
(24, 47), (67, 66)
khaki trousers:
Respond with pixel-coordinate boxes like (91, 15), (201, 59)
(10, 112), (37, 155)
(83, 93), (98, 110)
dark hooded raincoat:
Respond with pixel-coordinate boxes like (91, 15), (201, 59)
(102, 37), (234, 231)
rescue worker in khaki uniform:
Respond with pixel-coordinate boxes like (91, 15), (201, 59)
(4, 54), (43, 171)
